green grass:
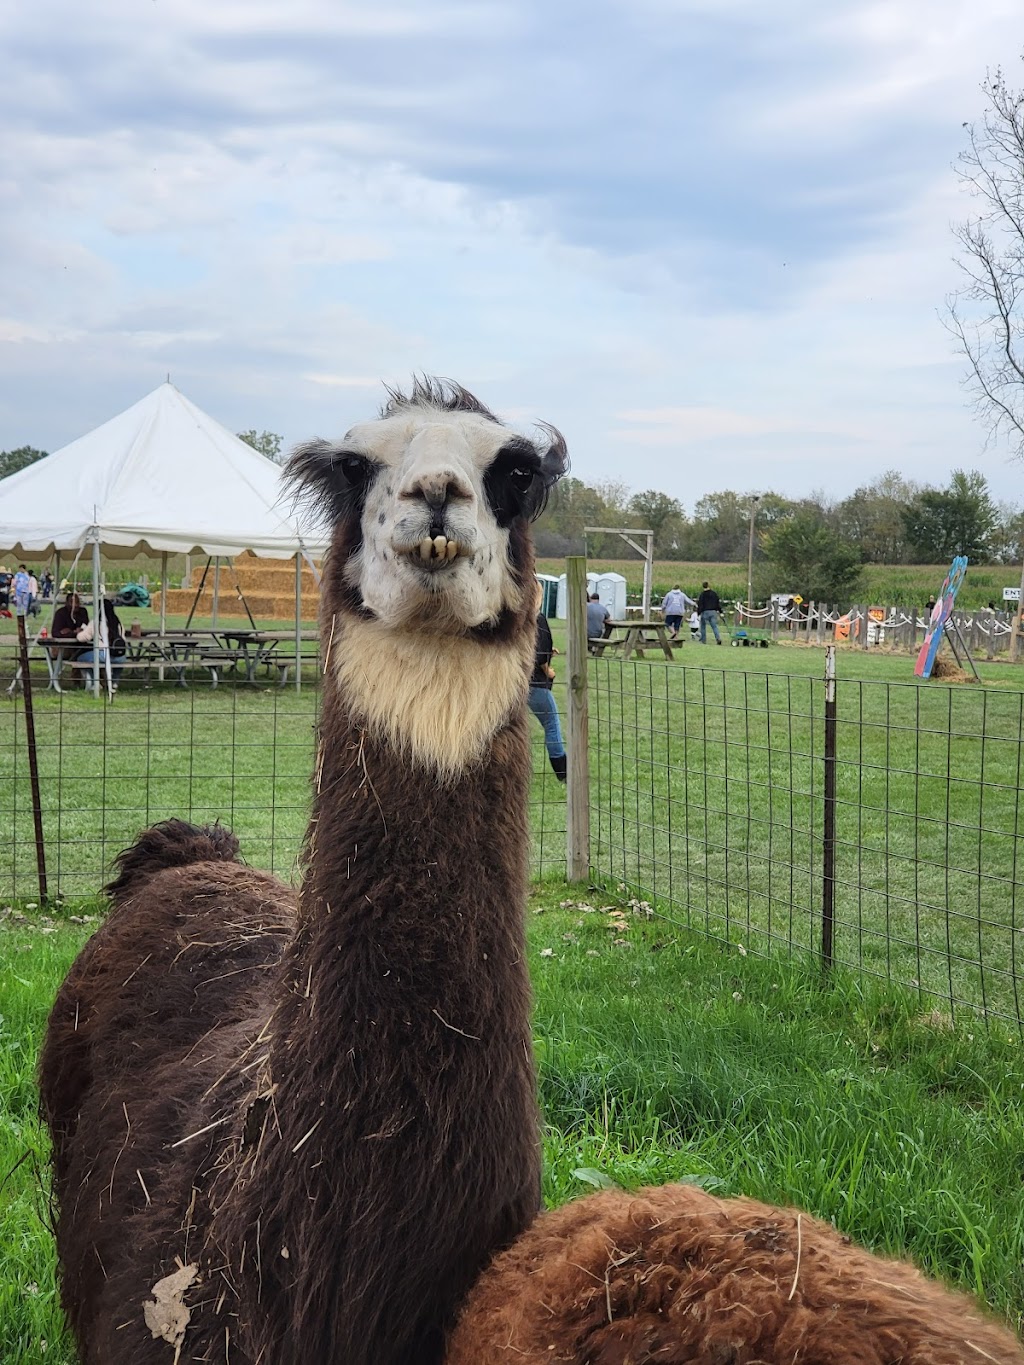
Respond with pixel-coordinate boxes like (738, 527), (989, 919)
(2, 893), (1022, 1362)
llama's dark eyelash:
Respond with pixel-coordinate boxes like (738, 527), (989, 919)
(484, 443), (543, 527)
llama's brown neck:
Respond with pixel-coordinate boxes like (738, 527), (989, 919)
(214, 652), (541, 1365)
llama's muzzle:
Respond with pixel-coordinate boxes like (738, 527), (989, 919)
(402, 535), (464, 568)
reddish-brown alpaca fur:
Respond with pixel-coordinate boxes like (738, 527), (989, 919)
(39, 382), (1023, 1365)
(447, 1185), (1023, 1364)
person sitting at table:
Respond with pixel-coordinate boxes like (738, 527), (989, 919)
(75, 599), (127, 687)
(52, 592), (89, 643)
(586, 592), (611, 651)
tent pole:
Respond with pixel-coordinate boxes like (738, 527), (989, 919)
(54, 551), (61, 602)
(91, 535), (101, 698)
(212, 556), (220, 629)
(295, 552), (302, 693)
(159, 551), (168, 682)
(184, 557), (211, 631)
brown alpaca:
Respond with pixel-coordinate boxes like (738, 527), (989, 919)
(39, 380), (1022, 1365)
(447, 1186), (1022, 1364)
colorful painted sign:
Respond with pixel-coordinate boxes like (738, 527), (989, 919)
(915, 556), (968, 679)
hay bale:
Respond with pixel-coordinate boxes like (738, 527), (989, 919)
(930, 654), (976, 683)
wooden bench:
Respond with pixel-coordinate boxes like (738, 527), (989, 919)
(68, 657), (222, 688)
(67, 659), (154, 688)
(588, 637), (624, 657)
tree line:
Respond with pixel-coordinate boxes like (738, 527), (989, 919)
(535, 469), (1024, 605)
(3, 435), (1021, 605)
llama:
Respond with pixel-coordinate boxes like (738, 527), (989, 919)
(39, 380), (1022, 1365)
(38, 379), (558, 1364)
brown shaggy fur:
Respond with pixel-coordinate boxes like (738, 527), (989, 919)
(448, 1185), (1023, 1363)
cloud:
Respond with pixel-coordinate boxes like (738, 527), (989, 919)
(1, 0), (1022, 508)
(612, 407), (808, 445)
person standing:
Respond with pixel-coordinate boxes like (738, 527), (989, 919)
(12, 564), (31, 615)
(660, 584), (696, 640)
(528, 607), (567, 781)
(696, 580), (723, 644)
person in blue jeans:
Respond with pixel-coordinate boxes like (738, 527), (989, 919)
(75, 598), (128, 687)
(528, 609), (567, 781)
(696, 581), (723, 644)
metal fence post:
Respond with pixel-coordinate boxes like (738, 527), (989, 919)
(16, 611), (48, 904)
(821, 644), (836, 971)
(566, 556), (590, 883)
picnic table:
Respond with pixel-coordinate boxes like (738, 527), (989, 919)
(201, 629), (319, 686)
(4, 626), (321, 693)
(588, 620), (675, 662)
(5, 636), (84, 694)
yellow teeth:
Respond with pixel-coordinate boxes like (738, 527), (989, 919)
(414, 535), (461, 563)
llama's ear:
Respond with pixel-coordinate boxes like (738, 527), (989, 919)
(529, 423), (568, 521)
(285, 441), (374, 525)
(536, 424), (569, 488)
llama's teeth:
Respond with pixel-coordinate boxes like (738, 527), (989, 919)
(419, 538), (433, 561)
(445, 540), (459, 561)
(433, 535), (447, 558)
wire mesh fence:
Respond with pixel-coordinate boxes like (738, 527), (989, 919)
(0, 679), (569, 901)
(5, 652), (1021, 1030)
(589, 657), (1024, 1030)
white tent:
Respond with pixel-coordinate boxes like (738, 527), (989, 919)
(0, 383), (326, 693)
(0, 382), (324, 561)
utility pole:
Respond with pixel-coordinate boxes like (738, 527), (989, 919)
(746, 495), (761, 626)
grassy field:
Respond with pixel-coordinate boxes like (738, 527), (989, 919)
(2, 892), (1023, 1362)
(581, 643), (1024, 1025)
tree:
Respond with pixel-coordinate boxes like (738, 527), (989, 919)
(0, 445), (47, 480)
(762, 508), (863, 603)
(238, 429), (284, 463)
(990, 501), (1024, 564)
(836, 471), (919, 563)
(947, 65), (1024, 459)
(900, 469), (997, 563)
(627, 490), (687, 557)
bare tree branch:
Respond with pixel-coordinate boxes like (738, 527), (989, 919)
(947, 63), (1024, 460)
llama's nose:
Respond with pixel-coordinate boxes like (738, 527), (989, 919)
(401, 470), (472, 516)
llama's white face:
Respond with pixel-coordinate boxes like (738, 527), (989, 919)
(342, 407), (532, 631)
(290, 382), (568, 776)
(293, 384), (565, 636)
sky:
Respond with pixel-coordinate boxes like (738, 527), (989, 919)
(2, 0), (1024, 510)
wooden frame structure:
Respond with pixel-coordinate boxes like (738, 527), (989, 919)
(583, 527), (655, 618)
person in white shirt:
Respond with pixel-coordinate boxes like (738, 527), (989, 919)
(660, 585), (696, 640)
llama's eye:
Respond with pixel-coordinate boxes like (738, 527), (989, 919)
(340, 455), (370, 487)
(485, 443), (544, 527)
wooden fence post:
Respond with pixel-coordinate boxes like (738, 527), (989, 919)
(565, 556), (591, 884)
